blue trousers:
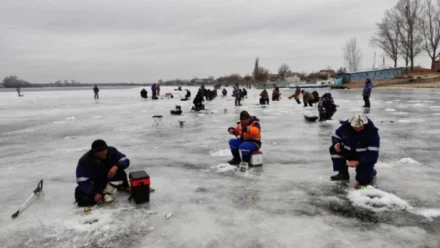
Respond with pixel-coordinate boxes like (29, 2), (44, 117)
(329, 146), (377, 185)
(229, 139), (259, 162)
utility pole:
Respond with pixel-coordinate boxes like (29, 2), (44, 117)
(373, 51), (376, 70)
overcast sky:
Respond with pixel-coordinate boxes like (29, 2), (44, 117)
(0, 0), (431, 83)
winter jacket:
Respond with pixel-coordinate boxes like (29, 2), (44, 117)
(289, 87), (301, 100)
(193, 94), (204, 106)
(362, 81), (372, 97)
(332, 119), (380, 168)
(318, 93), (337, 114)
(151, 84), (157, 94)
(234, 87), (241, 99)
(76, 147), (130, 194)
(140, 89), (147, 98)
(230, 116), (261, 147)
(260, 90), (269, 99)
(302, 91), (314, 102)
(312, 91), (320, 103)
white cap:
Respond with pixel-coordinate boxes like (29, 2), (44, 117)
(348, 114), (368, 127)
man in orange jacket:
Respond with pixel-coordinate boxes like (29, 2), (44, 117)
(227, 111), (261, 165)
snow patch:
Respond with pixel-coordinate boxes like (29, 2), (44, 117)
(66, 116), (76, 120)
(430, 106), (440, 109)
(392, 111), (410, 116)
(415, 208), (440, 219)
(349, 108), (363, 112)
(385, 108), (396, 112)
(376, 158), (421, 168)
(61, 147), (89, 153)
(398, 157), (421, 166)
(433, 113), (440, 116)
(3, 128), (35, 135)
(397, 119), (424, 123)
(209, 149), (231, 157)
(412, 103), (424, 107)
(54, 121), (66, 124)
(347, 186), (411, 212)
(215, 163), (237, 172)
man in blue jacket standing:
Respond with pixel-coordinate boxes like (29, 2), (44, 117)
(75, 140), (130, 206)
(151, 83), (158, 100)
(362, 78), (372, 108)
(329, 114), (380, 186)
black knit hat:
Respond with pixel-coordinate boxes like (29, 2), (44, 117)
(91, 139), (108, 152)
(240, 111), (251, 120)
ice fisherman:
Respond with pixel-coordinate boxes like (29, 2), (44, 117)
(222, 88), (227, 97)
(151, 83), (158, 100)
(227, 111), (261, 165)
(192, 92), (205, 111)
(302, 90), (314, 107)
(181, 89), (191, 101)
(363, 78), (373, 108)
(233, 85), (242, 106)
(312, 91), (320, 103)
(259, 89), (269, 105)
(93, 85), (99, 99)
(288, 86), (301, 104)
(242, 88), (248, 98)
(318, 93), (338, 121)
(75, 140), (130, 206)
(140, 88), (148, 99)
(330, 114), (380, 186)
(272, 87), (280, 101)
(16, 86), (23, 97)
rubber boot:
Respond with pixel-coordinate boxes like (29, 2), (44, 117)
(330, 171), (350, 181)
(227, 149), (241, 165)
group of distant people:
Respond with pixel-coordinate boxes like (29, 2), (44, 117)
(92, 78), (371, 122)
(259, 87), (281, 105)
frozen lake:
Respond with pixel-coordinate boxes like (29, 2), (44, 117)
(1, 86), (440, 248)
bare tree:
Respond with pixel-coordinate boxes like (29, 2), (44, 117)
(278, 63), (291, 79)
(418, 0), (440, 70)
(254, 67), (269, 82)
(395, 0), (424, 70)
(343, 38), (363, 72)
(371, 10), (402, 67)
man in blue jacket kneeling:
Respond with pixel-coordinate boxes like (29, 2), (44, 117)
(330, 114), (380, 186)
(75, 140), (130, 206)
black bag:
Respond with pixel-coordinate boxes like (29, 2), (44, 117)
(129, 171), (150, 204)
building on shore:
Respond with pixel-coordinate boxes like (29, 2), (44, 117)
(338, 67), (406, 83)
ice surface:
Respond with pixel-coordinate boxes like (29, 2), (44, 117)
(1, 87), (440, 248)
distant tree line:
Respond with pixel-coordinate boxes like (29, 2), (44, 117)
(0, 75), (149, 88)
(1, 75), (32, 88)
